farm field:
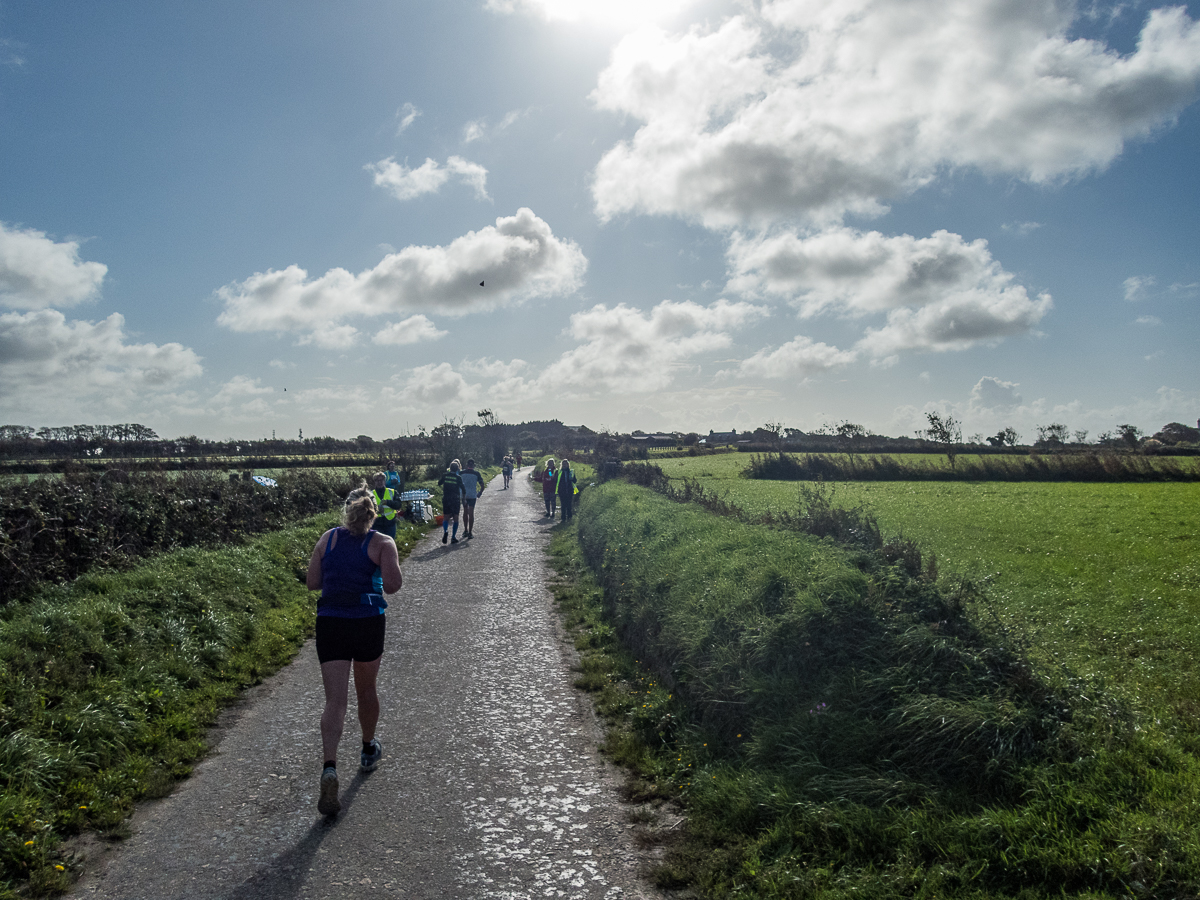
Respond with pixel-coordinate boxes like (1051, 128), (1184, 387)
(653, 453), (1200, 725)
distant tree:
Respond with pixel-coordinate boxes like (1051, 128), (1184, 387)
(1117, 424), (1143, 448)
(428, 416), (466, 467)
(1073, 429), (1089, 445)
(1035, 423), (1069, 448)
(1152, 422), (1200, 445)
(968, 433), (984, 445)
(924, 412), (962, 468)
(0, 425), (35, 440)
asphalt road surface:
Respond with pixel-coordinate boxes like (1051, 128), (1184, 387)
(69, 468), (665, 900)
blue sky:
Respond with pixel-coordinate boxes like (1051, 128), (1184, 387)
(1, 0), (1197, 441)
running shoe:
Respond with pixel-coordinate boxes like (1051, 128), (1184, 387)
(451, 536), (459, 544)
(318, 766), (340, 816)
(361, 739), (383, 772)
(442, 531), (448, 544)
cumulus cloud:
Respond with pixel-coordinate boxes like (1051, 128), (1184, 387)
(460, 357), (529, 379)
(856, 288), (1052, 358)
(0, 310), (203, 413)
(591, 0), (1200, 228)
(727, 226), (1051, 354)
(394, 363), (479, 408)
(538, 298), (768, 393)
(366, 155), (490, 201)
(970, 376), (1022, 410)
(216, 209), (587, 342)
(1135, 315), (1162, 325)
(297, 324), (360, 349)
(0, 222), (108, 310)
(372, 315), (448, 346)
(206, 376), (276, 419)
(730, 335), (856, 379)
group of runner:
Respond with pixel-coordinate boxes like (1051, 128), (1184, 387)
(538, 457), (578, 521)
(306, 451), (545, 816)
(435, 458), (486, 544)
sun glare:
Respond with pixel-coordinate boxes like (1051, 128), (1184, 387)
(527, 0), (695, 28)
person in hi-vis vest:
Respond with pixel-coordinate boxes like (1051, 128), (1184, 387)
(371, 472), (403, 541)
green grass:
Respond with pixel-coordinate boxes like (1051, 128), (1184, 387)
(553, 481), (1200, 898)
(651, 456), (1200, 724)
(0, 507), (431, 898)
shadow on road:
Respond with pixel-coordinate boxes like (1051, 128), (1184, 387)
(224, 772), (372, 900)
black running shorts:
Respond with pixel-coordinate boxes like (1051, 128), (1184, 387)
(316, 614), (386, 663)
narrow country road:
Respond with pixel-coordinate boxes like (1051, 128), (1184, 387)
(69, 468), (664, 900)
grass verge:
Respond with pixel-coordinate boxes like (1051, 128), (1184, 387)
(550, 480), (1200, 899)
(0, 508), (431, 898)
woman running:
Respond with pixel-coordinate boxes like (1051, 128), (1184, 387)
(305, 486), (402, 816)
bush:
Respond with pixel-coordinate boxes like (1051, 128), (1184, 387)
(0, 468), (357, 606)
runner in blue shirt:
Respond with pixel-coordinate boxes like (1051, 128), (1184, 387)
(460, 458), (486, 539)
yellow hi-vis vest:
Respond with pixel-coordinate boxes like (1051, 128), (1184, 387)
(372, 487), (397, 520)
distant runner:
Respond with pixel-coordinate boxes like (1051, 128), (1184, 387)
(540, 458), (558, 517)
(556, 458), (578, 522)
(437, 460), (466, 545)
(501, 455), (513, 489)
(460, 458), (485, 539)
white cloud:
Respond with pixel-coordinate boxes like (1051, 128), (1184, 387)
(461, 109), (532, 144)
(856, 287), (1052, 357)
(538, 298), (768, 393)
(0, 310), (203, 415)
(297, 324), (360, 349)
(460, 357), (529, 379)
(394, 363), (479, 408)
(463, 119), (487, 144)
(1136, 315), (1163, 325)
(366, 155), (490, 201)
(730, 335), (857, 379)
(216, 208), (587, 342)
(1124, 274), (1156, 301)
(372, 315), (448, 345)
(395, 102), (421, 134)
(291, 385), (374, 415)
(726, 226), (1051, 355)
(727, 227), (1033, 315)
(206, 376), (276, 420)
(591, 1), (1200, 228)
(486, 0), (695, 27)
(0, 222), (108, 310)
(970, 376), (1022, 410)
(1001, 221), (1044, 236)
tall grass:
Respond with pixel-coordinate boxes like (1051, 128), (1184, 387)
(568, 482), (1200, 898)
(746, 451), (1200, 482)
(0, 511), (368, 897)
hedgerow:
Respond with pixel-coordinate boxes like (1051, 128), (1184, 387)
(0, 468), (358, 606)
(745, 450), (1200, 482)
(566, 479), (1200, 897)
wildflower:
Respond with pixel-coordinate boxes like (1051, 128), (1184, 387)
(24, 841), (34, 846)
(55, 865), (64, 871)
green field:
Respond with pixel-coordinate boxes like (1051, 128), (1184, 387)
(653, 454), (1200, 724)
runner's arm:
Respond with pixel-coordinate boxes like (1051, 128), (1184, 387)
(370, 536), (403, 594)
